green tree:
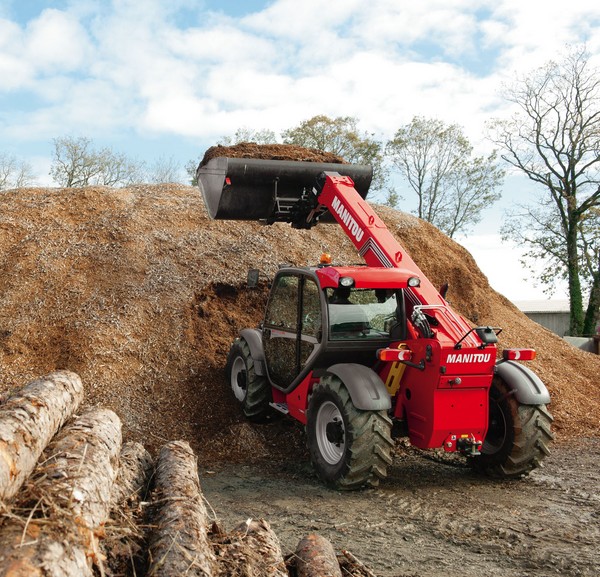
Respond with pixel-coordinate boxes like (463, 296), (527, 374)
(50, 136), (144, 187)
(0, 152), (36, 190)
(184, 159), (199, 187)
(282, 115), (389, 196)
(386, 117), (503, 238)
(489, 46), (600, 336)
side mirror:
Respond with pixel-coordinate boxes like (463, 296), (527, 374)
(247, 269), (260, 288)
(475, 326), (499, 345)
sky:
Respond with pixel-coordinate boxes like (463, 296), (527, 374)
(1, 0), (599, 302)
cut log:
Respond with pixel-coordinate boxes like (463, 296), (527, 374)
(147, 440), (217, 577)
(338, 550), (378, 577)
(109, 441), (154, 509)
(215, 518), (287, 577)
(0, 407), (122, 576)
(103, 441), (154, 577)
(0, 526), (91, 577)
(0, 371), (84, 502)
(294, 533), (342, 577)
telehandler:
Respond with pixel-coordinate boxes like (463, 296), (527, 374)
(197, 155), (553, 489)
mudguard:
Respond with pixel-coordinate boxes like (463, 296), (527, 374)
(239, 328), (266, 376)
(494, 360), (551, 405)
(327, 364), (391, 411)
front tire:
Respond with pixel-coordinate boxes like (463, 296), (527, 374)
(470, 375), (554, 478)
(225, 338), (274, 422)
(306, 374), (393, 490)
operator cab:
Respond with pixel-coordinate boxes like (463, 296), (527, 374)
(260, 264), (414, 393)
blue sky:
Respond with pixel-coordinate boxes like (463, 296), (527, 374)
(1, 0), (599, 300)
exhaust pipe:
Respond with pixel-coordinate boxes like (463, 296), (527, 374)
(197, 157), (372, 224)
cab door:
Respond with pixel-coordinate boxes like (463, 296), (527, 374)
(262, 272), (322, 390)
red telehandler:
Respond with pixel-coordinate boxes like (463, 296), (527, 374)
(197, 155), (554, 489)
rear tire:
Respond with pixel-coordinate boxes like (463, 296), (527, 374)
(470, 375), (553, 478)
(306, 374), (393, 490)
(225, 338), (274, 423)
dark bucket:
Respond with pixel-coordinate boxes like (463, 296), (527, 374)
(197, 157), (372, 222)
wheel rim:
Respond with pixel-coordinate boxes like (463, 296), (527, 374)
(483, 397), (507, 454)
(230, 356), (247, 402)
(315, 401), (345, 465)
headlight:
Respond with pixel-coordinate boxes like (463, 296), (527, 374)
(339, 276), (355, 288)
(407, 276), (420, 287)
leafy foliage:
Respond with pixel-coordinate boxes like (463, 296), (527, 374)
(282, 115), (390, 196)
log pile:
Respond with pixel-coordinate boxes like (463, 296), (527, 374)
(0, 373), (377, 577)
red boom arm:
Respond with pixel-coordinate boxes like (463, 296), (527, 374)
(318, 172), (446, 307)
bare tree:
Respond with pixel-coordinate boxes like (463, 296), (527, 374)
(218, 127), (277, 146)
(147, 156), (183, 184)
(386, 117), (503, 238)
(489, 46), (600, 335)
(0, 153), (36, 190)
(50, 136), (145, 188)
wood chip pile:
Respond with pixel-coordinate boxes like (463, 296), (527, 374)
(0, 142), (598, 465)
(0, 373), (373, 577)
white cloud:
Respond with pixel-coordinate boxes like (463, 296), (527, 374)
(487, 0), (600, 73)
(0, 18), (32, 89)
(25, 9), (91, 73)
(2, 0), (599, 178)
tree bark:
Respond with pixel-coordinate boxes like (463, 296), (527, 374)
(0, 371), (84, 502)
(339, 550), (378, 577)
(109, 441), (154, 509)
(215, 518), (287, 577)
(567, 216), (584, 335)
(0, 407), (122, 577)
(583, 252), (600, 335)
(294, 533), (342, 577)
(103, 441), (154, 577)
(147, 440), (217, 577)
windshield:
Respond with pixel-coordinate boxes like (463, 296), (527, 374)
(326, 287), (398, 340)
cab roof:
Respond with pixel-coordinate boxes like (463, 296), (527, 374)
(315, 265), (419, 289)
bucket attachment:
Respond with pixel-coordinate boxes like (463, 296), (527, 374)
(197, 157), (372, 226)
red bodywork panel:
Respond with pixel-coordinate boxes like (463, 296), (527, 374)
(379, 339), (494, 449)
(311, 173), (495, 450)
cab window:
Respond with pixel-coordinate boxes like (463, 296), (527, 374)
(326, 288), (398, 339)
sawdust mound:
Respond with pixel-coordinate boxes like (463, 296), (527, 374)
(0, 183), (598, 465)
(199, 142), (347, 166)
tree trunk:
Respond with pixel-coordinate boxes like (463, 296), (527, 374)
(147, 440), (217, 577)
(0, 371), (84, 502)
(339, 550), (378, 577)
(566, 218), (584, 335)
(294, 533), (342, 577)
(583, 253), (600, 336)
(0, 407), (122, 577)
(215, 518), (287, 577)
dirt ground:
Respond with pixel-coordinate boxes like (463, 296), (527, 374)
(201, 437), (600, 577)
